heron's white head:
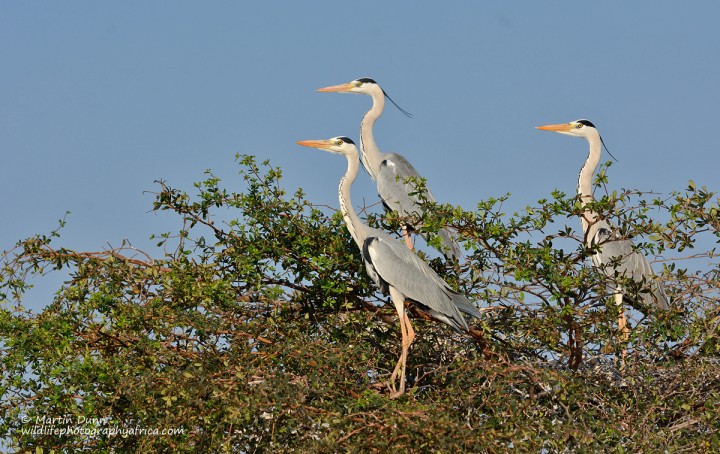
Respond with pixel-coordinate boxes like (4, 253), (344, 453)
(536, 119), (600, 140)
(317, 77), (380, 95)
(317, 77), (413, 117)
(296, 136), (359, 158)
(536, 119), (619, 161)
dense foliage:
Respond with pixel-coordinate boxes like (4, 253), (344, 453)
(1, 155), (719, 452)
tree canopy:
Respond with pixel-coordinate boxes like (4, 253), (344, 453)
(1, 155), (719, 452)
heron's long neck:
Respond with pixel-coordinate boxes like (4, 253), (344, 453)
(359, 91), (385, 180)
(339, 154), (367, 249)
(578, 135), (602, 234)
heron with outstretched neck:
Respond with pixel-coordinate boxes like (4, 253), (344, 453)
(536, 119), (670, 340)
(297, 136), (481, 397)
(317, 78), (462, 261)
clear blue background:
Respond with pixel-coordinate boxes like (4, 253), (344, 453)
(2, 2), (718, 310)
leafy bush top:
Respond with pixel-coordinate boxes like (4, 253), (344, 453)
(1, 156), (718, 452)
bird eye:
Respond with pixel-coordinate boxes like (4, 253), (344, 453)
(575, 123), (583, 129)
(336, 139), (343, 145)
(354, 81), (363, 87)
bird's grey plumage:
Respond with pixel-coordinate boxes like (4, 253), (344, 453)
(536, 119), (670, 313)
(300, 137), (478, 331)
(588, 220), (671, 311)
(318, 78), (462, 261)
(297, 136), (479, 397)
(377, 153), (463, 261)
(363, 234), (478, 332)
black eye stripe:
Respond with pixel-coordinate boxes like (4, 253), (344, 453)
(576, 119), (596, 128)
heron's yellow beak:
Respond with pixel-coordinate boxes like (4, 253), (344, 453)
(536, 123), (574, 132)
(297, 139), (331, 150)
(317, 82), (354, 93)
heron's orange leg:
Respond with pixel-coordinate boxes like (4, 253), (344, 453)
(388, 311), (415, 399)
(388, 288), (414, 398)
(615, 293), (629, 365)
(388, 316), (406, 396)
(402, 226), (414, 251)
(404, 311), (415, 351)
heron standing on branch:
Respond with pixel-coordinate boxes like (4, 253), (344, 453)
(317, 78), (462, 261)
(536, 119), (670, 340)
(297, 136), (481, 397)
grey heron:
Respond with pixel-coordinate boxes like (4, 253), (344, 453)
(297, 136), (481, 397)
(317, 78), (462, 261)
(536, 119), (670, 339)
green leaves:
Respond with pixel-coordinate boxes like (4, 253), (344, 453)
(1, 155), (719, 451)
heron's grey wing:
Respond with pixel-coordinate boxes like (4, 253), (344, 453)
(377, 153), (462, 260)
(363, 235), (479, 331)
(435, 229), (463, 261)
(376, 153), (433, 217)
(591, 226), (670, 310)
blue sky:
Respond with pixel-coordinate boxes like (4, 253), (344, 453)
(2, 2), (719, 310)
